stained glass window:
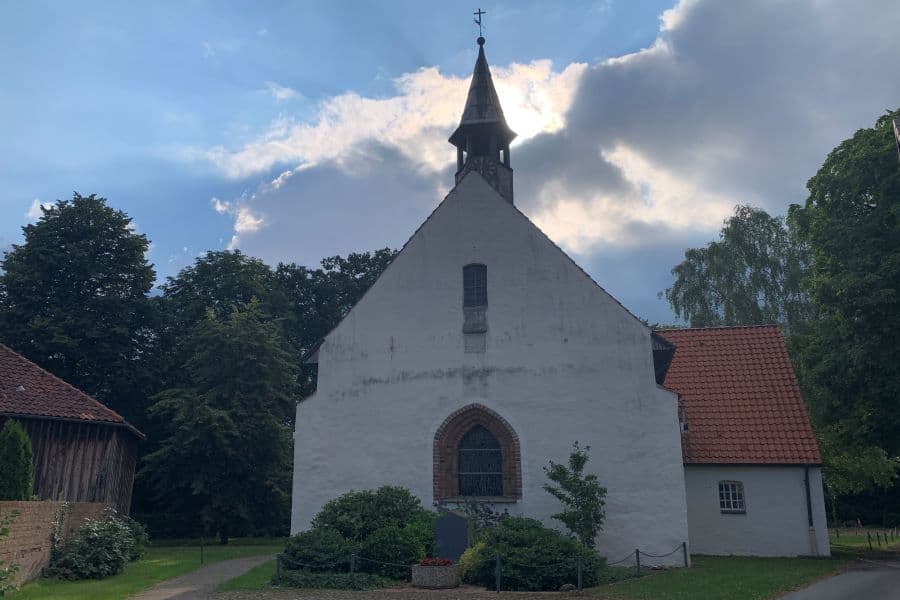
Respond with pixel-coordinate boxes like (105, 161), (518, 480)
(463, 264), (487, 307)
(458, 425), (502, 496)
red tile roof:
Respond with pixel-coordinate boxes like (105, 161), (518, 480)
(0, 343), (141, 436)
(657, 325), (820, 465)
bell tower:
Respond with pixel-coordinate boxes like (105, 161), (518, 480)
(449, 36), (517, 203)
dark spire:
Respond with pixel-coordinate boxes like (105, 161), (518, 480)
(449, 37), (516, 203)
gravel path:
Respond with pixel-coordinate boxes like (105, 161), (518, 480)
(132, 554), (275, 600)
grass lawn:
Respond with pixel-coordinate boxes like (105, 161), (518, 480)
(828, 527), (900, 556)
(8, 539), (284, 600)
(594, 555), (847, 600)
(216, 559), (276, 592)
(210, 555), (847, 599)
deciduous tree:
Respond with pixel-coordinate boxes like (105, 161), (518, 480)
(789, 110), (900, 506)
(663, 205), (809, 329)
(141, 302), (297, 541)
(0, 193), (156, 422)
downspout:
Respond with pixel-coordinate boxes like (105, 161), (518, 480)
(804, 466), (819, 555)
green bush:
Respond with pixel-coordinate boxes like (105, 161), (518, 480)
(122, 517), (150, 561)
(459, 541), (486, 583)
(467, 517), (605, 591)
(0, 420), (33, 501)
(312, 486), (431, 542)
(0, 509), (20, 596)
(358, 526), (423, 579)
(283, 528), (356, 572)
(45, 515), (147, 580)
(274, 570), (395, 590)
(398, 511), (436, 558)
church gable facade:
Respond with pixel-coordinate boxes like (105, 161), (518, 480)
(293, 170), (690, 564)
(291, 35), (829, 563)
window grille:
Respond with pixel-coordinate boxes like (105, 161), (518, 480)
(718, 480), (746, 513)
(458, 425), (502, 496)
(463, 264), (487, 307)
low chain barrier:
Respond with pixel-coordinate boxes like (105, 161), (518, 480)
(274, 541), (689, 592)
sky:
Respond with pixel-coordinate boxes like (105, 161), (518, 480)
(1, 0), (898, 323)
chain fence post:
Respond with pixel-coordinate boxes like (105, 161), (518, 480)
(495, 555), (501, 593)
(576, 556), (583, 590)
(200, 536), (204, 565)
(682, 541), (688, 567)
(867, 531), (873, 550)
(275, 554), (281, 581)
(634, 549), (640, 577)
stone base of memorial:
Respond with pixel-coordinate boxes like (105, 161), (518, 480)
(411, 564), (460, 589)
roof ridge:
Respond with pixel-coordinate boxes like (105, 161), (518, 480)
(0, 341), (128, 425)
(655, 324), (781, 332)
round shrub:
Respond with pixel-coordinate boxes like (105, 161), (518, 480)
(358, 526), (424, 579)
(283, 528), (357, 572)
(458, 541), (486, 583)
(468, 517), (605, 591)
(46, 515), (146, 580)
(312, 486), (430, 542)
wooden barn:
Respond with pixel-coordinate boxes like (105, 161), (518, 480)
(0, 343), (143, 514)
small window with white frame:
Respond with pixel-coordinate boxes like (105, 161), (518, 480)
(718, 480), (746, 514)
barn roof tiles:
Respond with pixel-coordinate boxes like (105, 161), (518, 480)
(657, 325), (821, 465)
(0, 342), (141, 436)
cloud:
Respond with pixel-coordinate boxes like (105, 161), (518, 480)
(202, 39), (245, 59)
(210, 196), (265, 249)
(199, 60), (586, 179)
(263, 81), (301, 102)
(207, 0), (900, 323)
(25, 198), (52, 221)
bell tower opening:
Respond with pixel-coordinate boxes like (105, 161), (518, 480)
(448, 36), (517, 203)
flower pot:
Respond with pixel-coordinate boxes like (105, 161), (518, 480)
(411, 564), (460, 589)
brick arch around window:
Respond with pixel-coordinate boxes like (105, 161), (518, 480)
(433, 403), (522, 502)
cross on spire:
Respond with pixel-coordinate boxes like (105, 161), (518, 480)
(473, 8), (486, 37)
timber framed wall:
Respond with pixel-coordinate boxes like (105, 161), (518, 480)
(0, 416), (138, 515)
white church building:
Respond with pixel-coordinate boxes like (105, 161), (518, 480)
(291, 36), (829, 563)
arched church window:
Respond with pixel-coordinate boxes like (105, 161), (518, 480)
(433, 403), (521, 502)
(463, 264), (487, 307)
(458, 425), (502, 496)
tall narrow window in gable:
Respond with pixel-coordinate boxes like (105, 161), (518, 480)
(463, 264), (487, 307)
(458, 425), (502, 496)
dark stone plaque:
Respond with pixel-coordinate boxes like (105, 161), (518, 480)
(434, 512), (468, 561)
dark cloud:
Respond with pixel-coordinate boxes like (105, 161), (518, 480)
(234, 0), (900, 322)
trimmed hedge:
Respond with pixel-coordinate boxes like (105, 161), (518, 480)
(274, 570), (395, 590)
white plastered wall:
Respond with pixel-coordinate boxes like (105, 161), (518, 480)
(291, 173), (690, 565)
(684, 465), (830, 556)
